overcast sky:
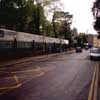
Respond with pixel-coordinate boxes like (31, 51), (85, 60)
(60, 0), (97, 34)
(45, 0), (97, 34)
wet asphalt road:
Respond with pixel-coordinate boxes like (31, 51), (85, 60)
(0, 50), (98, 100)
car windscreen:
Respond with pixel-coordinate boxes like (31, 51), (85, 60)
(91, 49), (100, 53)
(78, 47), (81, 48)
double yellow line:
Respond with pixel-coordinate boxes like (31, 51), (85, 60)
(88, 63), (99, 100)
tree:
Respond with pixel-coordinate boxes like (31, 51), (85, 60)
(0, 0), (47, 34)
(74, 33), (88, 47)
(52, 11), (73, 39)
(0, 0), (29, 30)
(0, 0), (18, 29)
(92, 0), (100, 38)
(0, 0), (73, 38)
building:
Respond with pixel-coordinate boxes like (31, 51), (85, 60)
(87, 34), (100, 48)
(93, 35), (100, 47)
(87, 34), (94, 47)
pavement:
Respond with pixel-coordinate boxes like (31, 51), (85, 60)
(0, 49), (74, 67)
(0, 49), (99, 100)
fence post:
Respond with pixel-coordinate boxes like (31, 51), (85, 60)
(13, 38), (17, 48)
(32, 40), (35, 49)
(53, 42), (56, 53)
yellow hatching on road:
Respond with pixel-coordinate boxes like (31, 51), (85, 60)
(88, 63), (99, 100)
(0, 66), (43, 95)
(0, 73), (21, 90)
(0, 72), (21, 95)
(11, 67), (41, 74)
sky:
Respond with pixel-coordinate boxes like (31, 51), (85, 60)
(61, 0), (97, 34)
(45, 0), (97, 34)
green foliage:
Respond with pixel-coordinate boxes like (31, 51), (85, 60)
(0, 0), (47, 34)
(0, 0), (73, 38)
(74, 33), (88, 47)
(0, 0), (17, 29)
(52, 11), (73, 39)
(92, 0), (100, 35)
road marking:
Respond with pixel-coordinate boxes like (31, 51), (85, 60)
(93, 63), (99, 100)
(35, 71), (44, 77)
(88, 64), (96, 100)
(0, 83), (21, 90)
(0, 67), (43, 80)
(1, 72), (44, 80)
(0, 66), (44, 95)
(0, 73), (21, 90)
(21, 71), (45, 85)
(13, 74), (21, 85)
(88, 63), (99, 100)
(0, 66), (40, 73)
(0, 67), (42, 89)
(0, 73), (22, 96)
(12, 67), (40, 73)
(0, 83), (22, 95)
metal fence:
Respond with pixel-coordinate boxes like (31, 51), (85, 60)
(0, 40), (68, 53)
(0, 40), (32, 48)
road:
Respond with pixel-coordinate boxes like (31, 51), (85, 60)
(0, 50), (99, 100)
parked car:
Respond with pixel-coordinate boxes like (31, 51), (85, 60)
(75, 47), (82, 53)
(85, 46), (89, 50)
(90, 48), (100, 60)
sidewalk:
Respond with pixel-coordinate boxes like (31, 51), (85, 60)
(0, 49), (75, 67)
